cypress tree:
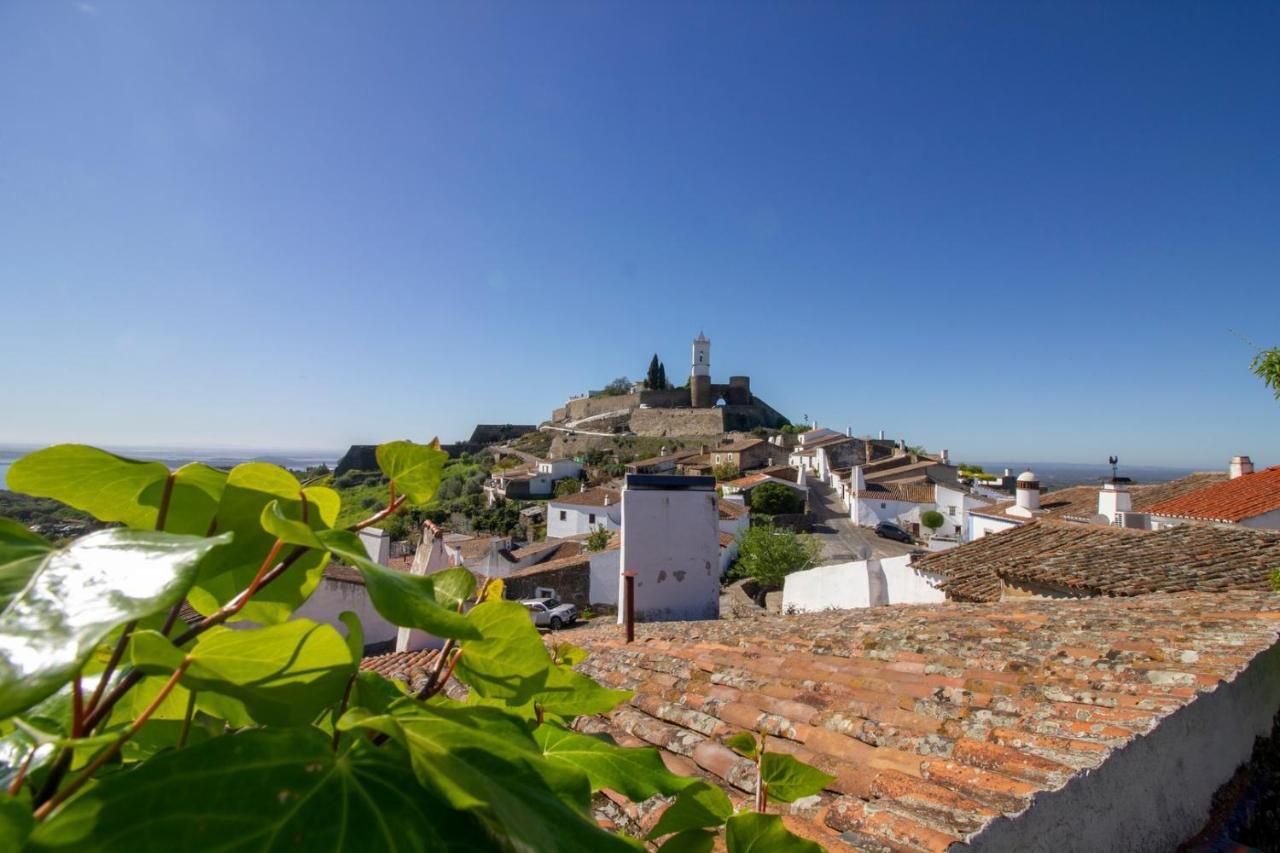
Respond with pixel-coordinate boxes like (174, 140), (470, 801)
(646, 354), (662, 389)
(657, 361), (668, 390)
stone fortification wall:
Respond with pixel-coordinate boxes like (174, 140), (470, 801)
(638, 388), (692, 408)
(631, 408), (726, 437)
(563, 394), (642, 422)
(722, 403), (789, 432)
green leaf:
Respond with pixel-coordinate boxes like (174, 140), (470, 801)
(537, 663), (635, 718)
(259, 498), (326, 549)
(341, 702), (639, 852)
(376, 439), (448, 504)
(130, 620), (353, 726)
(647, 782), (734, 840)
(7, 445), (170, 529)
(659, 830), (717, 853)
(351, 671), (408, 714)
(452, 599), (555, 705)
(724, 812), (823, 853)
(0, 529), (228, 719)
(0, 794), (33, 853)
(28, 728), (487, 852)
(534, 724), (692, 801)
(760, 752), (835, 803)
(188, 463), (334, 625)
(338, 611), (364, 662)
(319, 530), (479, 640)
(553, 641), (589, 667)
(0, 519), (51, 611)
(724, 731), (758, 759)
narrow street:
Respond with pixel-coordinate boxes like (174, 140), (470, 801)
(805, 476), (917, 563)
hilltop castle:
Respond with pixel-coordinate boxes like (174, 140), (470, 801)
(551, 334), (788, 437)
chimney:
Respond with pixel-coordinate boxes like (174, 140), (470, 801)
(940, 449), (950, 465)
(603, 494), (612, 506)
(1230, 456), (1255, 479)
(1010, 469), (1041, 516)
(1098, 481), (1131, 523)
(846, 426), (852, 437)
(879, 429), (886, 440)
(852, 465), (867, 492)
(580, 481), (586, 493)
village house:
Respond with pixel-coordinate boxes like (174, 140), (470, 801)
(484, 456), (582, 501)
(966, 466), (1230, 540)
(1144, 457), (1280, 531)
(624, 447), (702, 475)
(720, 466), (807, 502)
(563, 591), (1280, 852)
(547, 486), (622, 538)
(709, 437), (784, 473)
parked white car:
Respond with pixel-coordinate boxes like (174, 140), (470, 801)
(522, 598), (578, 630)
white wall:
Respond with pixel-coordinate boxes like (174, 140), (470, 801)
(968, 513), (1020, 541)
(620, 484), (720, 622)
(294, 526), (397, 649)
(853, 496), (931, 528)
(1240, 507), (1280, 531)
(537, 459), (583, 479)
(547, 502), (621, 538)
(587, 549), (621, 607)
(782, 555), (946, 613)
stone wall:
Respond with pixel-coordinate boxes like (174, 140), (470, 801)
(631, 408), (726, 437)
(563, 394), (642, 422)
(504, 560), (592, 609)
(638, 388), (692, 408)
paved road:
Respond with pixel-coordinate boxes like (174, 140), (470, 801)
(806, 477), (917, 563)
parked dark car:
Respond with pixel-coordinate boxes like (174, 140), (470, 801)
(874, 521), (913, 543)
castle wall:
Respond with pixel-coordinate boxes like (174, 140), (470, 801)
(638, 388), (691, 408)
(563, 393), (642, 422)
(631, 408), (726, 437)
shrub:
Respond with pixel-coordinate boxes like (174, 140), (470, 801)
(0, 440), (828, 851)
(712, 462), (741, 482)
(749, 482), (803, 515)
(921, 509), (945, 534)
(554, 477), (583, 498)
(584, 525), (611, 552)
(732, 524), (822, 589)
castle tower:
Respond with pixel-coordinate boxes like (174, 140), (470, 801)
(690, 332), (713, 408)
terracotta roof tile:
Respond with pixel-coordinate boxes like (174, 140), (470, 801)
(1146, 466), (1280, 522)
(563, 591), (1280, 850)
(856, 483), (935, 504)
(914, 519), (1280, 602)
(969, 473), (1232, 525)
(506, 553), (591, 579)
(552, 487), (622, 508)
(718, 500), (748, 520)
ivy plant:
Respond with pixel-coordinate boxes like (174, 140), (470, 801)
(0, 441), (832, 851)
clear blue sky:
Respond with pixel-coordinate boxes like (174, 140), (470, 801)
(2, 2), (1278, 468)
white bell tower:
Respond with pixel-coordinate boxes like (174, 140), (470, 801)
(691, 332), (710, 378)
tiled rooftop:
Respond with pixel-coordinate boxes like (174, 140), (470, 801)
(552, 487), (622, 508)
(1147, 466), (1280, 523)
(856, 483), (935, 505)
(970, 473), (1231, 525)
(566, 592), (1280, 850)
(914, 519), (1280, 602)
(718, 500), (749, 520)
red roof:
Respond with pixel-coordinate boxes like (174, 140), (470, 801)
(1146, 466), (1280, 522)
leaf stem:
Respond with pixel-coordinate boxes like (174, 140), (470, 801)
(154, 472), (176, 532)
(332, 675), (356, 752)
(6, 747), (36, 797)
(351, 492), (406, 532)
(178, 689), (197, 749)
(86, 620), (136, 714)
(71, 675), (84, 738)
(35, 659), (191, 821)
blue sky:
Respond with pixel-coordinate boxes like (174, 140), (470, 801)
(1, 2), (1278, 468)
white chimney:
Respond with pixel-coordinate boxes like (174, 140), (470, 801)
(846, 426), (852, 437)
(1230, 456), (1255, 479)
(879, 429), (886, 440)
(940, 449), (950, 465)
(1009, 469), (1041, 517)
(1098, 481), (1131, 523)
(603, 493), (612, 506)
(852, 465), (866, 491)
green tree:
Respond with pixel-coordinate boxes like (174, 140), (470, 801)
(599, 376), (632, 396)
(0, 440), (826, 851)
(732, 524), (822, 589)
(646, 354), (662, 389)
(656, 360), (668, 390)
(712, 462), (741, 482)
(1252, 346), (1280, 398)
(584, 525), (611, 552)
(920, 509), (946, 536)
(554, 477), (583, 498)
(749, 482), (803, 515)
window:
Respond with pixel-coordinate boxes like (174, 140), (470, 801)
(559, 511), (566, 521)
(880, 503), (887, 509)
(948, 506), (956, 517)
(535, 587), (555, 599)
(588, 513), (596, 524)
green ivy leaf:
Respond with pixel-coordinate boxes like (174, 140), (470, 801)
(338, 611), (364, 663)
(760, 752), (835, 803)
(351, 671), (409, 714)
(537, 663), (635, 718)
(28, 728), (486, 851)
(0, 519), (52, 611)
(341, 702), (639, 852)
(7, 445), (170, 529)
(376, 439), (448, 505)
(188, 464), (333, 625)
(0, 794), (33, 853)
(130, 620), (353, 727)
(646, 781), (735, 840)
(724, 731), (759, 759)
(0, 529), (228, 719)
(553, 641), (589, 667)
(724, 812), (823, 853)
(319, 530), (479, 640)
(659, 830), (717, 853)
(258, 498), (326, 550)
(452, 599), (555, 705)
(534, 724), (693, 801)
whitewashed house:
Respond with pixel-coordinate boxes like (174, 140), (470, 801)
(293, 527), (398, 650)
(547, 487), (622, 538)
(782, 554), (946, 612)
(1145, 457), (1280, 531)
(934, 481), (994, 542)
(485, 456), (582, 501)
(619, 475), (720, 622)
